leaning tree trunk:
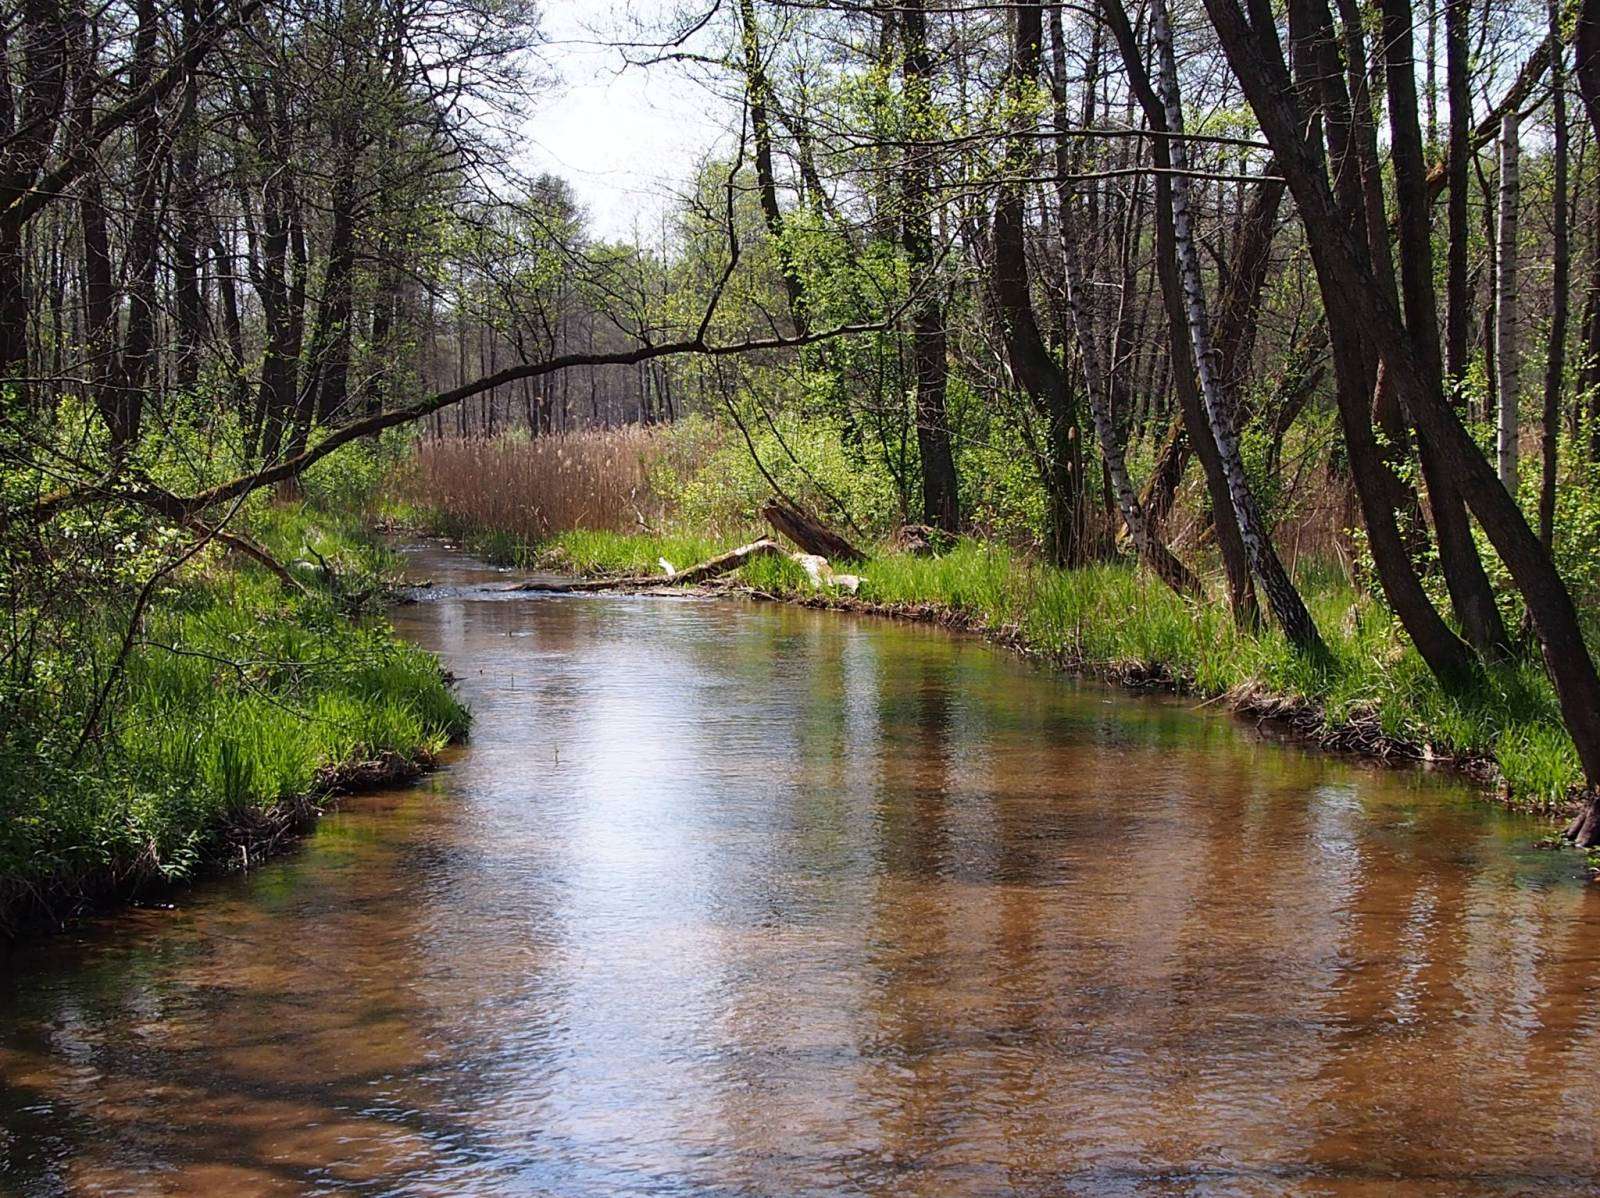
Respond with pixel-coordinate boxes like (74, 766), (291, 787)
(1140, 416), (1188, 530)
(1060, 212), (1202, 599)
(1199, 0), (1600, 840)
(1494, 113), (1521, 493)
(1152, 0), (1323, 653)
(1540, 2), (1568, 550)
(1101, 0), (1259, 627)
(1292, 0), (1478, 690)
(1273, 0), (1481, 690)
(761, 498), (866, 563)
(1378, 0), (1513, 660)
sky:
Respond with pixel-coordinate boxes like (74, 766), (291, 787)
(520, 0), (737, 244)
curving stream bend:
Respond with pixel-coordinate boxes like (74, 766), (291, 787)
(3, 542), (1599, 1196)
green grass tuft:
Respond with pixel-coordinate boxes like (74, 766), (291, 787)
(0, 502), (468, 929)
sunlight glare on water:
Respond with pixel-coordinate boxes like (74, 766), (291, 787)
(3, 542), (1599, 1197)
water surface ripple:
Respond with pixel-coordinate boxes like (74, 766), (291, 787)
(3, 543), (1598, 1196)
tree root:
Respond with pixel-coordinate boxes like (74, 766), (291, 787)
(1565, 791), (1600, 847)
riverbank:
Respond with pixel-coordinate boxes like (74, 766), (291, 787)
(492, 526), (1588, 832)
(0, 503), (468, 939)
(11, 535), (1598, 1196)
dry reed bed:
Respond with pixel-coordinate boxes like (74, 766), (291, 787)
(399, 430), (668, 541)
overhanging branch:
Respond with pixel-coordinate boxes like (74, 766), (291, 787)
(17, 317), (891, 527)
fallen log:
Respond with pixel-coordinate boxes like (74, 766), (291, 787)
(188, 518), (308, 595)
(760, 498), (866, 563)
(505, 538), (787, 593)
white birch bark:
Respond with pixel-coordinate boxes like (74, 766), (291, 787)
(1151, 0), (1321, 649)
(1495, 112), (1521, 492)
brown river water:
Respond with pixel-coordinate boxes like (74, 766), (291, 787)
(3, 542), (1600, 1196)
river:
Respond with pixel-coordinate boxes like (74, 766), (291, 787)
(3, 542), (1599, 1196)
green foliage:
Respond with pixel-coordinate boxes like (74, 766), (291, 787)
(538, 528), (726, 577)
(1453, 434), (1600, 642)
(653, 411), (903, 537)
(300, 427), (417, 514)
(0, 498), (467, 927)
(1524, 447), (1600, 626)
(950, 379), (1051, 544)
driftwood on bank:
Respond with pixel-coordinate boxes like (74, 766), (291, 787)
(760, 498), (866, 562)
(505, 538), (788, 593)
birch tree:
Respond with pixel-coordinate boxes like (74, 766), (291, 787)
(1495, 113), (1521, 491)
(1150, 0), (1323, 653)
(1060, 205), (1202, 599)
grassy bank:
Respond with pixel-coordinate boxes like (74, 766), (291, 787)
(512, 527), (1581, 817)
(0, 502), (468, 937)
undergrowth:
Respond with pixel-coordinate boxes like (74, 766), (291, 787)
(0, 500), (468, 934)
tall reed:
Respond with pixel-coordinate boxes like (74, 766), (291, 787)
(398, 429), (668, 543)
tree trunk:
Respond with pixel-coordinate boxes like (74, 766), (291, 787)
(1379, 0), (1512, 659)
(1213, 177), (1286, 411)
(1061, 207), (1202, 599)
(1140, 414), (1187, 529)
(1317, 0), (1435, 579)
(1202, 0), (1600, 804)
(0, 226), (27, 389)
(307, 136), (359, 425)
(172, 0), (204, 392)
(1494, 113), (1521, 493)
(1101, 0), (1259, 626)
(1425, 0), (1438, 145)
(992, 1), (1085, 568)
(1277, 0), (1480, 688)
(109, 0), (160, 448)
(900, 0), (960, 533)
(738, 0), (808, 334)
(1540, 7), (1568, 550)
(212, 234), (250, 438)
(1587, 202), (1600, 462)
(1575, 0), (1600, 460)
(1444, 0), (1472, 382)
(761, 498), (866, 562)
(1578, 0), (1600, 146)
(0, 0), (72, 393)
(69, 8), (128, 447)
(1153, 0), (1321, 651)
